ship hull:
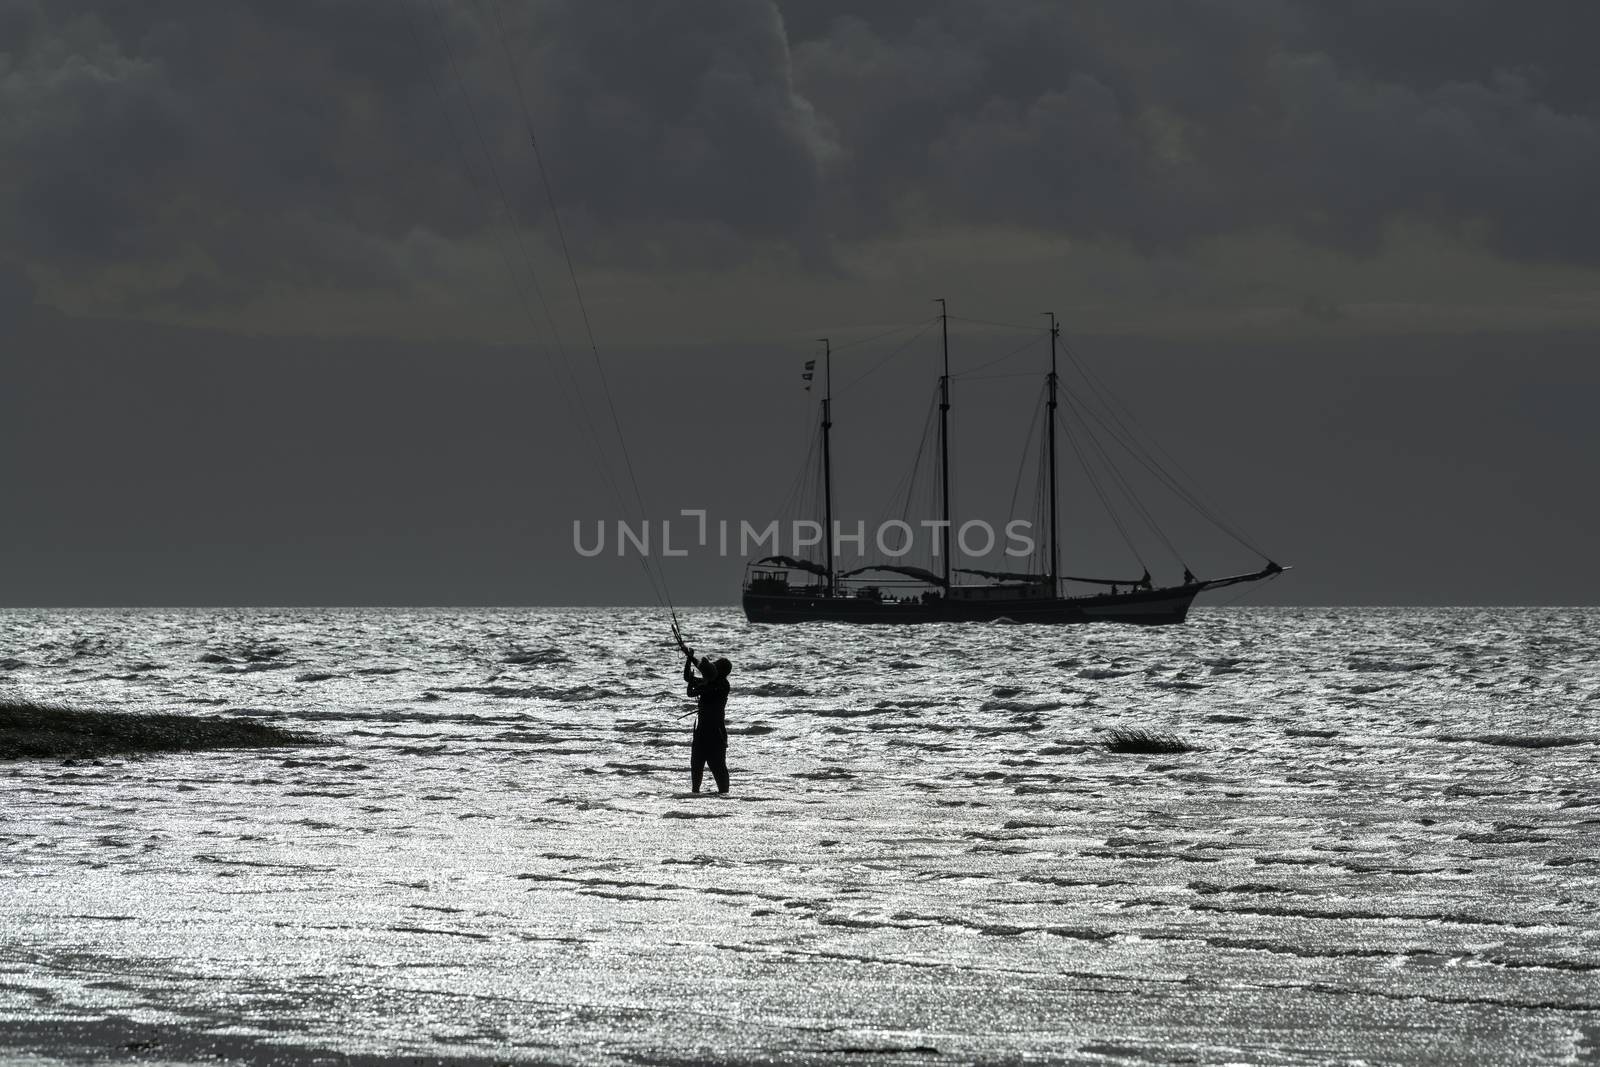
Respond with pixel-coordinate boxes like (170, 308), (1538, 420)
(741, 585), (1202, 625)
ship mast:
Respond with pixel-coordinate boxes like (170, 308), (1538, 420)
(819, 337), (835, 596)
(936, 299), (952, 588)
(1045, 312), (1060, 593)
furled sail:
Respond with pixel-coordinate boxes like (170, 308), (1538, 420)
(753, 555), (831, 579)
(839, 564), (949, 587)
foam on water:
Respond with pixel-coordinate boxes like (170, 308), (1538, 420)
(1, 607), (1597, 1065)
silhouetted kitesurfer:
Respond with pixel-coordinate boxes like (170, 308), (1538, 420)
(682, 648), (731, 794)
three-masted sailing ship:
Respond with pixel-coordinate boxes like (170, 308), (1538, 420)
(741, 303), (1284, 625)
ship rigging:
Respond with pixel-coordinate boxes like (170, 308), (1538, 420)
(742, 303), (1285, 625)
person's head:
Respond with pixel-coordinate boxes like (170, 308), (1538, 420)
(715, 657), (732, 678)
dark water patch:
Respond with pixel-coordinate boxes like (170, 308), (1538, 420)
(1204, 712), (1250, 723)
(0, 657), (29, 670)
(817, 913), (917, 931)
(1482, 955), (1600, 973)
(1189, 900), (1556, 928)
(1077, 668), (1134, 680)
(0, 1016), (534, 1067)
(1286, 727), (1338, 738)
(1199, 935), (1402, 961)
(977, 722), (1047, 735)
(748, 682), (810, 697)
(1102, 728), (1197, 754)
(660, 855), (729, 867)
(388, 925), (490, 940)
(355, 665), (406, 675)
(1348, 657), (1438, 673)
(1020, 875), (1129, 889)
(1188, 881), (1298, 896)
(1437, 733), (1589, 749)
(813, 706), (892, 718)
(1, 700), (320, 760)
(289, 708), (515, 726)
(203, 642), (286, 665)
(501, 647), (569, 667)
(195, 853), (332, 872)
(439, 683), (617, 702)
(660, 810), (732, 819)
(980, 699), (1065, 713)
(1342, 682), (1402, 694)
(1456, 829), (1552, 845)
(294, 671), (339, 683)
(491, 732), (575, 749)
(579, 888), (678, 902)
(602, 761), (677, 776)
(791, 766), (857, 780)
(1252, 854), (1330, 868)
(894, 912), (1113, 942)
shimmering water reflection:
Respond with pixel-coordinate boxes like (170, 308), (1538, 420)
(1, 607), (1597, 1064)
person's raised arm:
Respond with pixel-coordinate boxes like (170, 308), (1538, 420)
(683, 648), (705, 695)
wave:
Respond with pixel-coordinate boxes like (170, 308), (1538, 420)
(1348, 657), (1439, 673)
(979, 699), (1066, 713)
(501, 647), (570, 667)
(437, 683), (618, 701)
(1435, 733), (1589, 749)
(747, 682), (810, 697)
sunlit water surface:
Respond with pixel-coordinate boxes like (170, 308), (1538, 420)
(1, 607), (1597, 1065)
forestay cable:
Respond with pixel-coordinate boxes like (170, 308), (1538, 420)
(481, 0), (682, 626)
(414, 1), (681, 626)
(407, 4), (666, 609)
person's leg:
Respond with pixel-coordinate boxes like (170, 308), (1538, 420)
(709, 748), (729, 794)
(690, 738), (705, 793)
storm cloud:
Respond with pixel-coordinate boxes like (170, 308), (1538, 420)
(4, 1), (1600, 606)
(3, 0), (1599, 322)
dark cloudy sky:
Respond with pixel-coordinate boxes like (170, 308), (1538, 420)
(3, 0), (1598, 606)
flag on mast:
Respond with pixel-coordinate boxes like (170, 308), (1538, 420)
(802, 358), (815, 390)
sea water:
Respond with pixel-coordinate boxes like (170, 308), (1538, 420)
(1, 607), (1596, 1065)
